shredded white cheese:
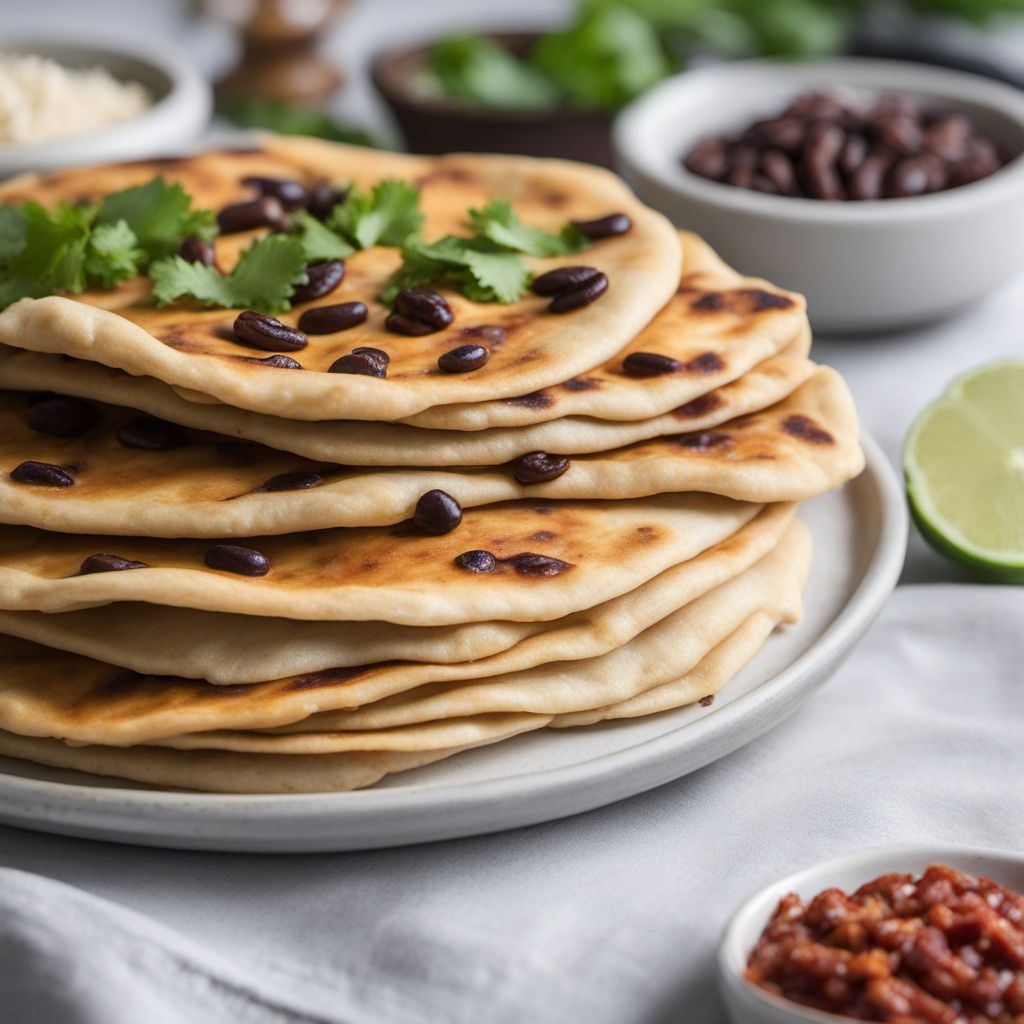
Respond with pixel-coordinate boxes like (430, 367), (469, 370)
(0, 54), (150, 146)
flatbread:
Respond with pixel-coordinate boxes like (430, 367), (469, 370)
(401, 232), (807, 429)
(0, 518), (808, 748)
(0, 729), (524, 794)
(0, 504), (795, 683)
(0, 494), (761, 622)
(553, 611), (779, 727)
(0, 337), (813, 467)
(0, 609), (788, 793)
(257, 519), (810, 735)
(0, 367), (860, 536)
(0, 136), (681, 421)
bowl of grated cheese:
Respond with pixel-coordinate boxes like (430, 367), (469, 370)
(0, 37), (211, 178)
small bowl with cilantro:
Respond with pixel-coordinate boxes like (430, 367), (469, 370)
(371, 5), (671, 167)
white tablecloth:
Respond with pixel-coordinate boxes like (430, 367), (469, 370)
(2, 2), (1024, 1021)
(2, 584), (1023, 1024)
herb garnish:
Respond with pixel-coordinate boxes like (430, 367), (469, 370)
(150, 235), (309, 313)
(0, 178), (214, 309)
(0, 176), (591, 313)
(382, 198), (589, 305)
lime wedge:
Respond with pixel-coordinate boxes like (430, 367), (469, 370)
(905, 361), (1024, 577)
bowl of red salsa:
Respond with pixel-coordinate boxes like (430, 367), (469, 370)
(719, 845), (1024, 1024)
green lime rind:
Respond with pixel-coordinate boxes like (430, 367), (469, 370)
(904, 359), (1024, 580)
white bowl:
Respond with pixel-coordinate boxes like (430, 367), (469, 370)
(0, 36), (212, 178)
(718, 844), (1024, 1024)
(614, 59), (1024, 334)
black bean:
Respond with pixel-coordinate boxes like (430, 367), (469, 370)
(622, 352), (681, 378)
(204, 544), (270, 577)
(509, 553), (573, 577)
(875, 113), (923, 157)
(549, 271), (608, 313)
(413, 489), (463, 535)
(328, 352), (387, 377)
(924, 114), (973, 162)
(298, 301), (367, 335)
(438, 344), (488, 374)
(393, 288), (454, 332)
(760, 149), (799, 196)
(233, 310), (308, 352)
(216, 195), (286, 234)
(290, 260), (346, 304)
(10, 461), (74, 487)
(241, 175), (309, 210)
(461, 324), (507, 343)
(178, 235), (216, 267)
(511, 452), (570, 484)
(352, 346), (390, 367)
(79, 554), (148, 574)
(838, 133), (869, 177)
(249, 354), (303, 369)
(531, 265), (601, 297)
(26, 396), (101, 438)
(117, 416), (190, 451)
(256, 470), (324, 492)
(306, 179), (348, 220)
(384, 311), (435, 336)
(848, 154), (891, 201)
(683, 138), (728, 179)
(885, 156), (944, 199)
(679, 90), (1002, 203)
(454, 549), (496, 573)
(570, 213), (632, 239)
(746, 117), (806, 154)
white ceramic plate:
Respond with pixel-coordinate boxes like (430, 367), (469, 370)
(0, 435), (906, 853)
(719, 844), (1024, 1024)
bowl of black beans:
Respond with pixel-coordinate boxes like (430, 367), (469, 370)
(614, 58), (1024, 333)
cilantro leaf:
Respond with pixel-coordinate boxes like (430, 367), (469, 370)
(96, 178), (216, 260)
(427, 34), (562, 111)
(18, 201), (95, 294)
(292, 211), (355, 262)
(382, 235), (530, 306)
(467, 198), (589, 257)
(328, 180), (424, 250)
(529, 5), (670, 113)
(460, 248), (532, 303)
(150, 234), (309, 313)
(0, 206), (27, 262)
(85, 220), (145, 288)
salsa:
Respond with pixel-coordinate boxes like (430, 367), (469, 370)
(745, 864), (1024, 1023)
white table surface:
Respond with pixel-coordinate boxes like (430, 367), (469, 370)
(1, 3), (1023, 1022)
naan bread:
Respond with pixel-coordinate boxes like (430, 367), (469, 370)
(0, 518), (808, 748)
(0, 495), (761, 622)
(0, 504), (795, 683)
(401, 232), (807, 429)
(0, 337), (813, 467)
(0, 729), (523, 794)
(0, 368), (860, 536)
(0, 137), (681, 421)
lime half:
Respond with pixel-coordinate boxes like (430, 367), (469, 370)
(905, 361), (1024, 577)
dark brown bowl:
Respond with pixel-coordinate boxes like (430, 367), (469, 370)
(370, 31), (614, 167)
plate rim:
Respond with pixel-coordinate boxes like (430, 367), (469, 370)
(0, 434), (908, 850)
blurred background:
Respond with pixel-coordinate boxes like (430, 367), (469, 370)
(4, 0), (1023, 165)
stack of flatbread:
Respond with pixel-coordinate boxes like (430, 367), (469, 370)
(0, 138), (862, 793)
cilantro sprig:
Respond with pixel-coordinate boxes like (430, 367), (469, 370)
(150, 235), (309, 313)
(0, 178), (215, 310)
(382, 198), (589, 305)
